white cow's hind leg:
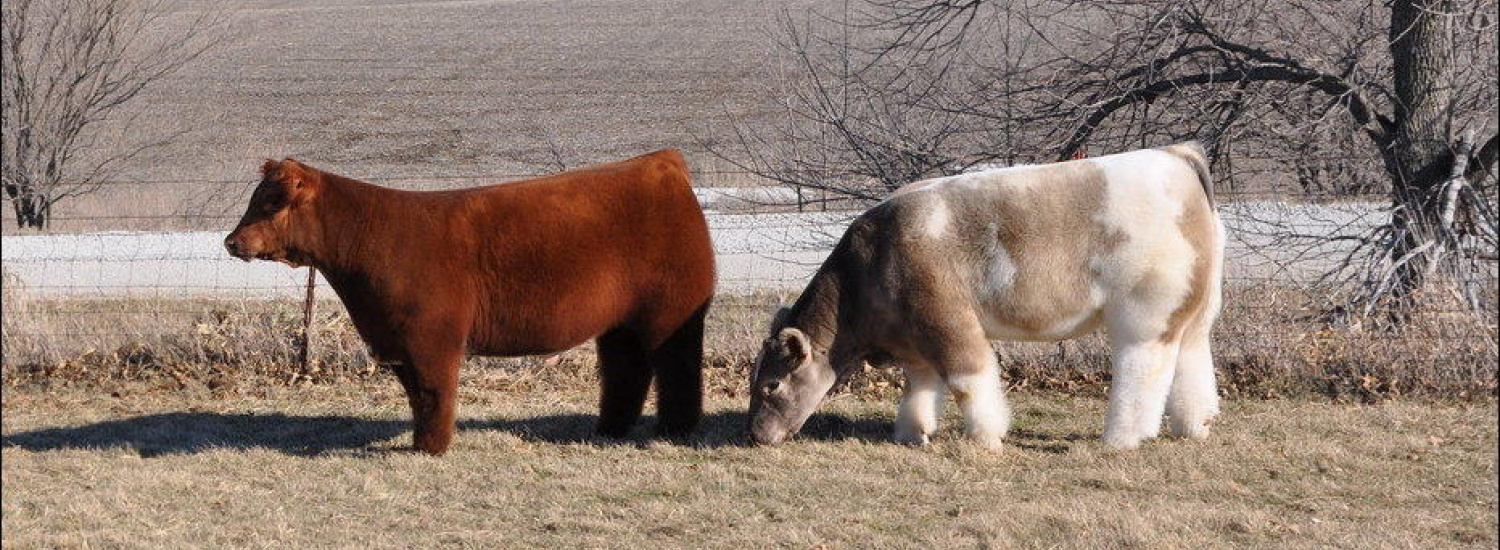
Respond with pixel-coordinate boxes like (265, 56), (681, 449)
(1134, 338), (1181, 441)
(945, 355), (1009, 451)
(1168, 325), (1219, 439)
(1102, 339), (1170, 450)
(894, 365), (946, 445)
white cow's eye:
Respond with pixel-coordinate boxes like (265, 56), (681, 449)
(763, 381), (781, 395)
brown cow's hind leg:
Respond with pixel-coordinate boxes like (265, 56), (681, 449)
(596, 329), (652, 438)
(650, 303), (708, 439)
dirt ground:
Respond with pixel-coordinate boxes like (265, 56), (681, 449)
(27, 0), (821, 228)
(3, 377), (1495, 549)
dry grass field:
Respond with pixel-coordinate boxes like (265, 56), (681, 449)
(3, 377), (1496, 549)
(3, 1), (1496, 547)
(3, 289), (1497, 548)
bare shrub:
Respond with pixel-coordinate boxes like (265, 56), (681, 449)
(1, 0), (220, 228)
(12, 287), (1489, 401)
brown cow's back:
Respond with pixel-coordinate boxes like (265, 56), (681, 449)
(455, 150), (716, 355)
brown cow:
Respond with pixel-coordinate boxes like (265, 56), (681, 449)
(225, 150), (716, 454)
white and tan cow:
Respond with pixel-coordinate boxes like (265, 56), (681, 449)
(748, 143), (1224, 451)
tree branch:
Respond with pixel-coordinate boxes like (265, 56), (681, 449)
(1056, 50), (1396, 160)
(1467, 132), (1499, 181)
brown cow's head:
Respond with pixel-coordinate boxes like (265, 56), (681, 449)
(747, 309), (838, 445)
(224, 159), (321, 266)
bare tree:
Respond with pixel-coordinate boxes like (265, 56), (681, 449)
(1, 0), (217, 229)
(713, 0), (1497, 318)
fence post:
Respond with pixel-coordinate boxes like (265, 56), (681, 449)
(299, 267), (316, 371)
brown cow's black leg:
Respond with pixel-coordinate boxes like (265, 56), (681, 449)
(396, 355), (461, 455)
(596, 329), (652, 438)
(651, 303), (708, 439)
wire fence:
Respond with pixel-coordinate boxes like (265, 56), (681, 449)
(1, 165), (1495, 391)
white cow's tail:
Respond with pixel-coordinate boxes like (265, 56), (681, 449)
(1172, 141), (1215, 207)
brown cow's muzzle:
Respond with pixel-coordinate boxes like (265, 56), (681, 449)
(224, 232), (255, 261)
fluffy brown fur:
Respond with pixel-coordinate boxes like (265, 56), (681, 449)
(226, 150), (716, 454)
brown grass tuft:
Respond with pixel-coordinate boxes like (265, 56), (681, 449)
(3, 285), (1495, 401)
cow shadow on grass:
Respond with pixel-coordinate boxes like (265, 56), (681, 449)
(1, 412), (408, 457)
(468, 413), (1085, 452)
(2, 410), (1077, 457)
(0, 410), (886, 457)
(1006, 428), (1087, 454)
(463, 410), (891, 449)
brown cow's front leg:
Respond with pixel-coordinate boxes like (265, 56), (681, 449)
(395, 356), (461, 455)
(650, 304), (708, 438)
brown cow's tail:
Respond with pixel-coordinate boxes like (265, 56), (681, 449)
(1166, 141), (1215, 207)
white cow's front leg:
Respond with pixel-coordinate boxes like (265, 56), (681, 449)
(945, 358), (1009, 451)
(894, 365), (946, 445)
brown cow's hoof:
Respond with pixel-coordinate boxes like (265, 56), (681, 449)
(413, 435), (452, 456)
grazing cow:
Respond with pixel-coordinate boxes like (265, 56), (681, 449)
(748, 143), (1223, 451)
(225, 150), (716, 454)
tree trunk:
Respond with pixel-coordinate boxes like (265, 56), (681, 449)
(1385, 0), (1458, 301)
(9, 188), (49, 229)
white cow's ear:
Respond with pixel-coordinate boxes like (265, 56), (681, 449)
(778, 327), (812, 364)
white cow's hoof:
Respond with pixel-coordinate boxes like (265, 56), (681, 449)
(893, 430), (931, 446)
(969, 432), (1005, 452)
(1102, 430), (1143, 451)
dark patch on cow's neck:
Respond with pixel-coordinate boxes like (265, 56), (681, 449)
(786, 221), (874, 377)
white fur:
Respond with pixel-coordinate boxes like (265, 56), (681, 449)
(954, 163), (1041, 180)
(1168, 219), (1225, 439)
(1066, 150), (1216, 449)
(946, 364), (1009, 450)
(1100, 339), (1171, 449)
(878, 146), (1220, 451)
(909, 163), (1047, 194)
(982, 239), (1017, 293)
(923, 197), (952, 238)
(1089, 150), (1198, 340)
(894, 367), (947, 445)
(1168, 329), (1218, 439)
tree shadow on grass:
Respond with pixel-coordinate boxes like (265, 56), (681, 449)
(1, 413), (408, 457)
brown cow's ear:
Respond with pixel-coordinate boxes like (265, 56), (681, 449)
(260, 158), (308, 189)
(778, 327), (812, 364)
(280, 158), (306, 189)
(278, 159), (323, 201)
